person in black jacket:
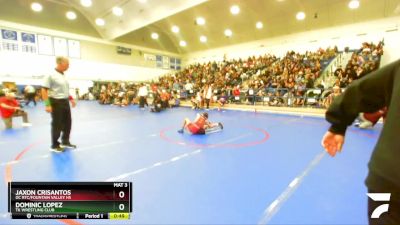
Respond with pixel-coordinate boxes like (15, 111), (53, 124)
(321, 59), (400, 225)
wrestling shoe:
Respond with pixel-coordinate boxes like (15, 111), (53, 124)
(218, 123), (223, 129)
(177, 129), (184, 133)
(22, 123), (32, 127)
(50, 146), (64, 153)
(60, 143), (77, 149)
(359, 121), (373, 129)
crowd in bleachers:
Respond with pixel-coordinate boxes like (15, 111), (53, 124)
(333, 41), (384, 88)
(88, 41), (383, 110)
(322, 41), (384, 108)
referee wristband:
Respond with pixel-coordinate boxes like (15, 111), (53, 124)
(44, 99), (51, 106)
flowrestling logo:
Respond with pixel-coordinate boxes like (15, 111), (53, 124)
(367, 193), (391, 218)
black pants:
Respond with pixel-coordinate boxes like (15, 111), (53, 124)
(139, 96), (148, 108)
(50, 98), (71, 148)
(205, 98), (210, 109)
(368, 189), (400, 225)
(25, 93), (36, 106)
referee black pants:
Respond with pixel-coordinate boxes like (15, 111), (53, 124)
(50, 98), (71, 148)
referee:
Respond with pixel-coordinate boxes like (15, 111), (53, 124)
(42, 57), (76, 152)
(321, 59), (400, 224)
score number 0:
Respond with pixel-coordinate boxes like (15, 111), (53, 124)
(118, 191), (125, 211)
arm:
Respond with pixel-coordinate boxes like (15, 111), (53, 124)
(42, 75), (52, 113)
(41, 88), (52, 113)
(69, 95), (76, 108)
(0, 103), (20, 111)
(322, 59), (398, 156)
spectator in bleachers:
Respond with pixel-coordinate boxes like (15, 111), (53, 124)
(269, 90), (284, 106)
(232, 85), (241, 102)
(323, 86), (341, 108)
(190, 95), (199, 110)
(293, 80), (306, 106)
(217, 92), (228, 111)
(150, 92), (162, 113)
(169, 95), (180, 108)
(160, 89), (170, 108)
(92, 41), (383, 110)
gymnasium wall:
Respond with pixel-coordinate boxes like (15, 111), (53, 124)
(183, 16), (400, 68)
(0, 20), (178, 83)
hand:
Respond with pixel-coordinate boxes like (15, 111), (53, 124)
(15, 107), (21, 111)
(71, 100), (76, 108)
(321, 131), (345, 157)
(45, 106), (52, 113)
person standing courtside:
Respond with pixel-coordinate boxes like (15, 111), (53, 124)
(321, 59), (400, 225)
(42, 57), (76, 152)
(24, 85), (36, 106)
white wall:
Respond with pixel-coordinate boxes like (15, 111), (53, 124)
(183, 16), (400, 67)
(0, 20), (175, 84)
(0, 52), (170, 84)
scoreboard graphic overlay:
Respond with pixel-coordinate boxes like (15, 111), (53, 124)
(8, 182), (132, 220)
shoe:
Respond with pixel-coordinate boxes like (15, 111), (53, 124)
(50, 146), (64, 153)
(218, 123), (223, 129)
(359, 121), (373, 129)
(22, 123), (32, 127)
(177, 129), (184, 133)
(60, 143), (77, 148)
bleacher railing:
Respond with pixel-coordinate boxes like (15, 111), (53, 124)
(178, 87), (343, 108)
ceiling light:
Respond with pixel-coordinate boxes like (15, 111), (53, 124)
(230, 5), (240, 15)
(196, 17), (206, 25)
(179, 40), (187, 47)
(95, 18), (105, 26)
(112, 7), (123, 16)
(31, 2), (43, 12)
(151, 33), (159, 39)
(296, 11), (306, 20)
(200, 36), (207, 43)
(224, 29), (232, 37)
(80, 0), (92, 7)
(66, 11), (77, 20)
(348, 0), (360, 9)
(256, 21), (263, 29)
(171, 25), (180, 33)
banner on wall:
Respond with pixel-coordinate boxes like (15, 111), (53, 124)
(37, 34), (53, 55)
(54, 37), (68, 56)
(21, 32), (37, 53)
(21, 32), (35, 43)
(162, 56), (169, 69)
(1, 29), (17, 41)
(1, 29), (18, 52)
(144, 53), (156, 61)
(0, 28), (81, 56)
(156, 55), (162, 68)
(68, 40), (80, 58)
